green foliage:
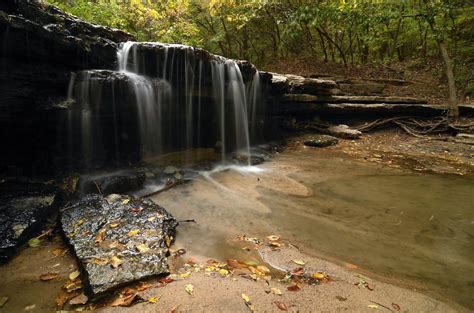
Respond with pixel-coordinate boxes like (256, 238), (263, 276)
(48, 0), (473, 90)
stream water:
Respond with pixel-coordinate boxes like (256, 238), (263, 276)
(153, 147), (474, 309)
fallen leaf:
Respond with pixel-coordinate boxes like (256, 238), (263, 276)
(55, 291), (70, 309)
(257, 265), (270, 274)
(147, 296), (159, 304)
(111, 293), (140, 307)
(52, 248), (68, 257)
(136, 281), (153, 291)
(243, 260), (259, 267)
(128, 229), (140, 237)
(218, 269), (229, 277)
(266, 235), (280, 241)
(40, 272), (59, 281)
(185, 284), (194, 295)
(69, 270), (80, 280)
(291, 267), (305, 276)
(64, 279), (82, 292)
(274, 301), (288, 311)
(109, 221), (120, 228)
(287, 285), (301, 291)
(95, 228), (106, 244)
(392, 303), (401, 311)
(85, 257), (109, 266)
(122, 199), (130, 205)
(28, 237), (41, 248)
(242, 293), (255, 312)
(111, 255), (123, 268)
(24, 304), (36, 311)
(336, 295), (347, 301)
(312, 272), (325, 280)
(368, 304), (378, 309)
(165, 235), (171, 247)
(271, 287), (282, 295)
(0, 297), (8, 308)
(69, 293), (88, 305)
(227, 259), (244, 269)
(345, 262), (358, 269)
(292, 259), (305, 266)
(269, 241), (282, 248)
(136, 243), (150, 253)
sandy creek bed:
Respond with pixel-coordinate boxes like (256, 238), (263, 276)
(0, 139), (472, 312)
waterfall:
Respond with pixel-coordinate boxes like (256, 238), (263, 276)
(66, 41), (260, 170)
(247, 71), (261, 142)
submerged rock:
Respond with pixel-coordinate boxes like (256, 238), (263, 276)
(60, 194), (177, 297)
(304, 135), (338, 147)
(0, 180), (61, 263)
(76, 171), (146, 196)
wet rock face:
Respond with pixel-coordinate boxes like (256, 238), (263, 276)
(0, 180), (60, 263)
(60, 194), (177, 297)
(304, 135), (339, 147)
(76, 171), (146, 196)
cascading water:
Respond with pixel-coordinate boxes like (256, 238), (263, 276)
(65, 41), (263, 170)
(247, 71), (261, 142)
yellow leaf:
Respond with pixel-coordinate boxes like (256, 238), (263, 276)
(185, 284), (194, 295)
(368, 304), (378, 309)
(111, 255), (123, 268)
(128, 229), (140, 237)
(292, 259), (306, 266)
(179, 272), (191, 279)
(109, 221), (120, 228)
(257, 265), (270, 273)
(122, 199), (130, 204)
(69, 270), (80, 280)
(241, 293), (250, 303)
(165, 235), (171, 247)
(136, 243), (150, 253)
(218, 269), (229, 277)
(271, 287), (282, 295)
(312, 272), (325, 280)
(147, 296), (159, 303)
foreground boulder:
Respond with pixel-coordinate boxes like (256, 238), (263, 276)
(304, 135), (338, 147)
(0, 180), (61, 263)
(60, 194), (177, 297)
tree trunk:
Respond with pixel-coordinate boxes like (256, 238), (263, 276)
(438, 40), (459, 118)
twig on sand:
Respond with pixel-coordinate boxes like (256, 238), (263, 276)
(94, 181), (103, 195)
(370, 300), (394, 312)
(177, 219), (197, 224)
(141, 181), (179, 198)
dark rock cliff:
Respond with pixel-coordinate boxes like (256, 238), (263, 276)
(0, 0), (134, 175)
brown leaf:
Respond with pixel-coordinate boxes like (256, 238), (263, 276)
(40, 272), (59, 281)
(287, 285), (301, 291)
(392, 303), (401, 311)
(274, 301), (288, 311)
(291, 267), (305, 276)
(55, 291), (79, 309)
(111, 293), (140, 307)
(95, 228), (106, 244)
(69, 293), (88, 305)
(63, 278), (82, 292)
(227, 259), (244, 269)
(136, 281), (153, 291)
(52, 248), (68, 257)
(336, 295), (347, 301)
(157, 277), (174, 286)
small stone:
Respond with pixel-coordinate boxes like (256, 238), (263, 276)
(304, 135), (338, 147)
(327, 125), (362, 139)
